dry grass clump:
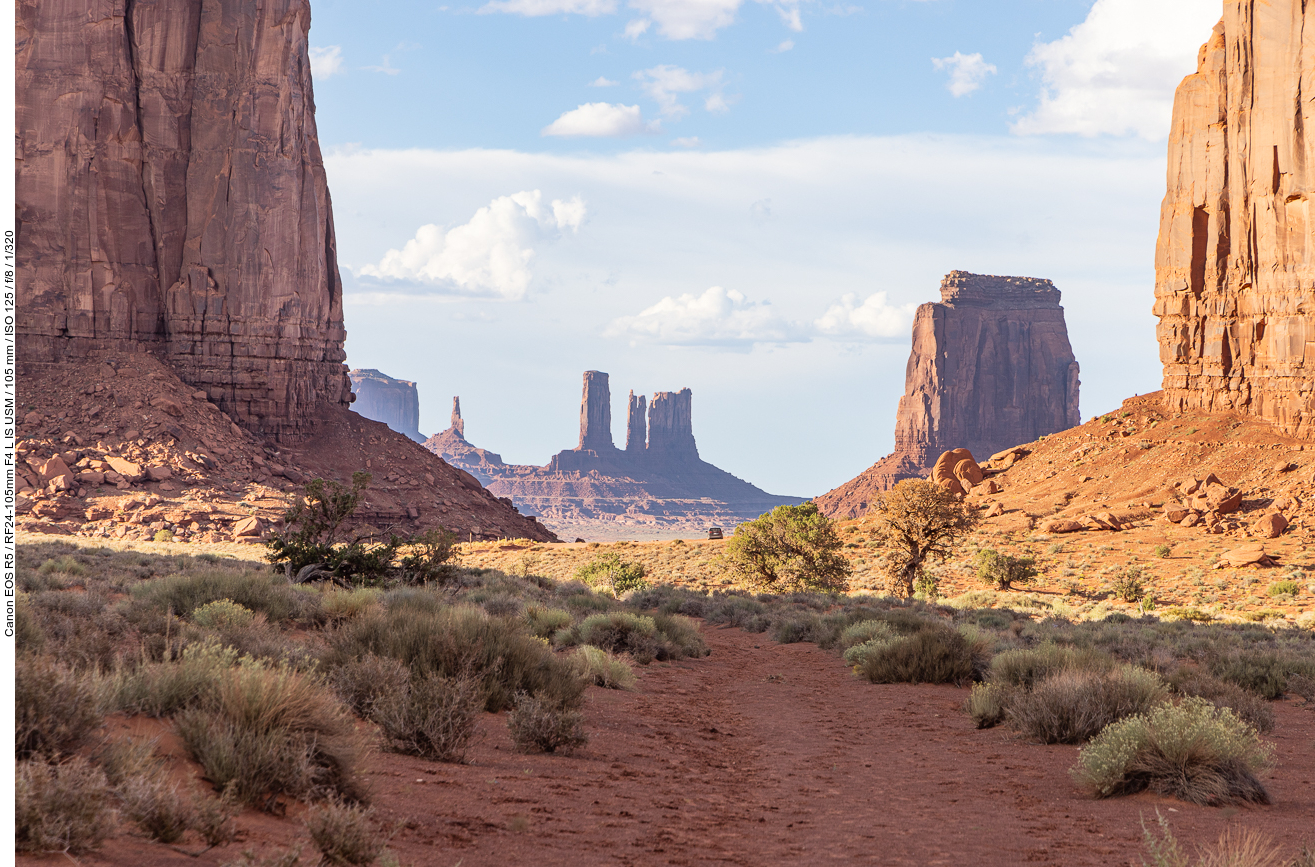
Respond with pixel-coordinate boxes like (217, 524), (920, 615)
(1073, 697), (1273, 805)
(305, 800), (389, 866)
(118, 773), (195, 843)
(16, 654), (103, 759)
(573, 645), (637, 690)
(1005, 666), (1167, 744)
(1168, 667), (1276, 734)
(507, 692), (588, 754)
(852, 624), (983, 686)
(373, 671), (486, 763)
(1141, 811), (1312, 867)
(329, 653), (411, 719)
(16, 756), (117, 854)
(128, 568), (315, 624)
(523, 604), (572, 639)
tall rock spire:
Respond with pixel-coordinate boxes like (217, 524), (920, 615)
(578, 370), (613, 452)
(647, 389), (698, 460)
(625, 390), (647, 452)
(451, 397), (465, 439)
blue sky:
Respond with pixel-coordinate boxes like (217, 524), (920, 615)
(310, 0), (1223, 496)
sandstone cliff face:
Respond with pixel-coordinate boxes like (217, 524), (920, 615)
(349, 369), (423, 442)
(579, 371), (613, 451)
(16, 0), (351, 439)
(817, 272), (1081, 518)
(1155, 3), (1315, 436)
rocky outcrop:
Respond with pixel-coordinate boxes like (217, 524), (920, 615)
(428, 371), (803, 539)
(16, 0), (352, 439)
(817, 272), (1081, 518)
(349, 369), (423, 442)
(1155, 3), (1315, 437)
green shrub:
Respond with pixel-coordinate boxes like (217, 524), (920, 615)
(573, 645), (636, 690)
(328, 653), (410, 719)
(1154, 545), (1172, 559)
(118, 773), (194, 843)
(989, 644), (1116, 689)
(976, 549), (1038, 591)
(575, 554), (649, 597)
(839, 619), (895, 650)
(506, 693), (588, 754)
(1167, 668), (1275, 734)
(574, 611), (663, 663)
(1072, 697), (1273, 805)
(1005, 666), (1167, 745)
(110, 641), (242, 717)
(130, 569), (311, 624)
(320, 588), (382, 622)
(14, 595), (44, 653)
(374, 672), (485, 763)
(1111, 569), (1147, 603)
(652, 614), (710, 658)
(1210, 651), (1291, 700)
(724, 502), (852, 593)
(192, 598), (258, 629)
(1268, 580), (1301, 598)
(38, 555), (88, 577)
(16, 757), (116, 854)
(16, 655), (103, 760)
(965, 682), (1012, 729)
(305, 800), (387, 867)
(853, 625), (980, 686)
(523, 605), (572, 639)
(154, 529), (175, 543)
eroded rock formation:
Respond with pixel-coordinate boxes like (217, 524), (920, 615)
(16, 0), (351, 439)
(817, 272), (1081, 518)
(427, 371), (802, 539)
(349, 369), (423, 442)
(1155, 2), (1315, 436)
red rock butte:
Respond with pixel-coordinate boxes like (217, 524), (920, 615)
(349, 369), (424, 443)
(1155, 0), (1315, 437)
(817, 271), (1081, 518)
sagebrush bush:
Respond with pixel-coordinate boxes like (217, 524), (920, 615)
(652, 613), (709, 657)
(329, 653), (410, 719)
(16, 655), (103, 759)
(110, 640), (242, 717)
(573, 611), (664, 663)
(965, 681), (1012, 728)
(989, 643), (1116, 689)
(1168, 668), (1275, 734)
(326, 602), (585, 712)
(574, 553), (649, 597)
(192, 598), (259, 629)
(1072, 697), (1273, 805)
(1267, 580), (1301, 598)
(375, 671), (485, 763)
(1006, 666), (1167, 744)
(839, 619), (895, 651)
(1210, 650), (1294, 700)
(523, 605), (573, 639)
(573, 645), (636, 690)
(305, 800), (387, 867)
(16, 757), (117, 854)
(118, 773), (194, 843)
(320, 587), (383, 622)
(854, 625), (981, 686)
(507, 692), (588, 754)
(130, 569), (312, 624)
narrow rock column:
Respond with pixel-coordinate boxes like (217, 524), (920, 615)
(578, 371), (613, 451)
(625, 391), (647, 453)
(647, 389), (698, 460)
(451, 397), (465, 439)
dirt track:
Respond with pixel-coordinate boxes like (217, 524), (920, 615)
(36, 624), (1315, 867)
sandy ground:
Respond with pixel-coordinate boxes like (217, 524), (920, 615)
(26, 623), (1315, 867)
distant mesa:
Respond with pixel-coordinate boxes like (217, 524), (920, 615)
(817, 271), (1081, 518)
(426, 371), (804, 538)
(349, 369), (425, 443)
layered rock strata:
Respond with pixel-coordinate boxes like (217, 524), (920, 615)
(16, 0), (351, 439)
(349, 369), (424, 442)
(426, 371), (803, 539)
(817, 271), (1081, 518)
(1155, 2), (1315, 437)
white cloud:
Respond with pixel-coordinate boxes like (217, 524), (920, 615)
(635, 65), (725, 119)
(606, 286), (807, 348)
(1012, 0), (1221, 139)
(626, 0), (742, 40)
(623, 18), (652, 38)
(931, 52), (996, 97)
(309, 46), (344, 79)
(772, 39), (794, 53)
(590, 76), (619, 86)
(672, 136), (701, 147)
(815, 292), (918, 340)
(356, 191), (585, 299)
(542, 103), (657, 136)
(481, 0), (617, 15)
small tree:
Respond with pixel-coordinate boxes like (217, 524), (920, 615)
(870, 479), (978, 598)
(575, 554), (648, 598)
(723, 502), (851, 593)
(975, 549), (1038, 591)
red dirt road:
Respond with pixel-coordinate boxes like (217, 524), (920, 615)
(28, 624), (1315, 867)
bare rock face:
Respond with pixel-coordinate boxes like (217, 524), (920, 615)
(579, 371), (614, 452)
(16, 0), (351, 439)
(817, 272), (1081, 518)
(648, 389), (698, 460)
(625, 391), (647, 453)
(423, 397), (508, 486)
(349, 369), (423, 443)
(1155, 4), (1315, 435)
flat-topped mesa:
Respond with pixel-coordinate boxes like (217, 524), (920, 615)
(578, 371), (615, 452)
(349, 369), (424, 443)
(817, 271), (1080, 519)
(625, 391), (647, 453)
(1154, 4), (1315, 436)
(647, 389), (699, 461)
(939, 271), (1062, 308)
(15, 0), (351, 440)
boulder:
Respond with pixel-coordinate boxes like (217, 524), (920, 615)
(1164, 505), (1190, 522)
(37, 456), (74, 487)
(232, 517), (264, 538)
(150, 397), (184, 418)
(953, 457), (984, 488)
(1043, 519), (1085, 534)
(106, 457), (144, 483)
(1252, 512), (1289, 539)
(1215, 545), (1279, 569)
(1083, 512), (1123, 531)
(984, 502), (1004, 518)
(931, 448), (976, 495)
(145, 466), (172, 482)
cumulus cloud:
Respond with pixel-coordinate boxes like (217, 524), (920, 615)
(542, 103), (657, 136)
(1011, 0), (1221, 139)
(627, 0), (742, 40)
(635, 65), (726, 119)
(815, 292), (918, 340)
(309, 46), (344, 79)
(590, 76), (620, 86)
(605, 286), (807, 348)
(931, 52), (996, 97)
(481, 0), (617, 15)
(772, 39), (795, 53)
(356, 191), (586, 300)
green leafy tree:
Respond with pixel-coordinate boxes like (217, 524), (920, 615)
(975, 549), (1038, 591)
(723, 502), (851, 593)
(870, 479), (979, 598)
(575, 554), (648, 598)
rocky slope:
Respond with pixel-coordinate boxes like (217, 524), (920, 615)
(817, 272), (1081, 518)
(1156, 2), (1315, 436)
(427, 372), (803, 540)
(349, 369), (424, 442)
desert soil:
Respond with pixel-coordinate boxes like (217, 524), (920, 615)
(28, 623), (1315, 867)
